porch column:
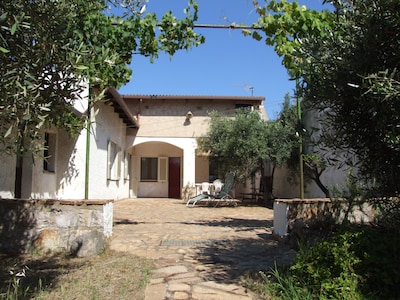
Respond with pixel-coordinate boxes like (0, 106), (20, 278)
(182, 139), (197, 187)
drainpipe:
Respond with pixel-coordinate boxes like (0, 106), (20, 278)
(84, 87), (92, 200)
(296, 79), (304, 199)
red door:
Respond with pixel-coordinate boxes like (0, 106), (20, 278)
(168, 157), (181, 198)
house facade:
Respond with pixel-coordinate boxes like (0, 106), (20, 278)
(121, 93), (266, 198)
(0, 87), (266, 200)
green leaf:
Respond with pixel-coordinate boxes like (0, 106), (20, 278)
(4, 125), (13, 138)
(252, 31), (263, 41)
(0, 12), (7, 23)
(11, 23), (17, 35)
(75, 65), (89, 70)
(0, 46), (10, 53)
(0, 0), (203, 157)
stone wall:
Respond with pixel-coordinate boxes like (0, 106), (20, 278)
(273, 198), (377, 237)
(0, 199), (113, 255)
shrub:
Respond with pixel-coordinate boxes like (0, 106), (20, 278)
(352, 226), (400, 298)
(258, 226), (400, 299)
(290, 231), (363, 299)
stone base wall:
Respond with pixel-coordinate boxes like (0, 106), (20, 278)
(0, 199), (113, 255)
(273, 198), (377, 237)
(181, 185), (196, 201)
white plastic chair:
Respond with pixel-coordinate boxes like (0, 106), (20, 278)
(201, 182), (210, 194)
(213, 179), (223, 195)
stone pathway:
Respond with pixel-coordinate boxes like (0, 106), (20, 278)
(110, 199), (296, 300)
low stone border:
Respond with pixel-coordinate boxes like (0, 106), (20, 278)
(273, 198), (377, 237)
(0, 199), (113, 256)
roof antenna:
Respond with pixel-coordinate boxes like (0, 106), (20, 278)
(236, 84), (254, 96)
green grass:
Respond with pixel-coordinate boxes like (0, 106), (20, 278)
(0, 250), (154, 300)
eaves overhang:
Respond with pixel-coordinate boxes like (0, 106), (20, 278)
(104, 87), (139, 128)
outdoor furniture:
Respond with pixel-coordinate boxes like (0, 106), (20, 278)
(213, 179), (223, 194)
(240, 192), (264, 204)
(195, 182), (213, 195)
(186, 172), (239, 207)
(201, 182), (210, 194)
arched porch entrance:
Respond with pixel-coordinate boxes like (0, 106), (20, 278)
(129, 141), (185, 198)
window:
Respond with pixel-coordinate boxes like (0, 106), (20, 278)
(107, 140), (121, 180)
(140, 157), (168, 182)
(43, 132), (56, 172)
(235, 103), (252, 110)
(141, 157), (157, 181)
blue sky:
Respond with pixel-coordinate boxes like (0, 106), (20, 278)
(118, 1), (331, 119)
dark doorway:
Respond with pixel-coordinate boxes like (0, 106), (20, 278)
(168, 157), (181, 198)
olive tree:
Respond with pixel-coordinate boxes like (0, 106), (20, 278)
(198, 107), (296, 201)
(199, 110), (268, 182)
(0, 0), (204, 197)
(249, 0), (400, 196)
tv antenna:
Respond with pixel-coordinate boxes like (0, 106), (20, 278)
(236, 84), (254, 96)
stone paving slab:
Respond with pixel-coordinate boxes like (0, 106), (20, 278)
(110, 198), (296, 300)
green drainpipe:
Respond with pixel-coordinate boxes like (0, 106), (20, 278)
(296, 79), (304, 199)
(84, 88), (92, 200)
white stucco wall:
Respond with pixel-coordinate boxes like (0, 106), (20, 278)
(53, 101), (131, 200)
(305, 165), (350, 198)
(273, 107), (353, 199)
(86, 102), (130, 200)
(1, 91), (266, 200)
(15, 100), (130, 200)
(272, 165), (349, 199)
(73, 79), (89, 114)
(271, 166), (297, 199)
(301, 109), (351, 198)
(130, 136), (197, 198)
(54, 128), (87, 199)
(0, 153), (16, 198)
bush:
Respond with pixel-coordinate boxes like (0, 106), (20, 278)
(258, 226), (400, 299)
(290, 231), (362, 299)
(353, 227), (400, 298)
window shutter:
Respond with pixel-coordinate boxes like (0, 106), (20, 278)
(107, 140), (112, 179)
(158, 157), (168, 182)
(107, 140), (121, 180)
(116, 145), (121, 180)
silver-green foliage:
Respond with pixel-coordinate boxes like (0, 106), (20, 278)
(0, 0), (204, 155)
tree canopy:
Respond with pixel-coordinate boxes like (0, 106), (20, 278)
(198, 106), (297, 198)
(265, 94), (298, 173)
(250, 0), (400, 196)
(198, 110), (268, 181)
(0, 0), (204, 155)
(1, 0), (204, 198)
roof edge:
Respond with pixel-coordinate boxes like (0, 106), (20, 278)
(122, 94), (265, 102)
(104, 87), (139, 128)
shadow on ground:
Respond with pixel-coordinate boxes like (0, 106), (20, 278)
(0, 253), (84, 298)
(160, 217), (294, 284)
(193, 236), (295, 283)
(182, 217), (273, 232)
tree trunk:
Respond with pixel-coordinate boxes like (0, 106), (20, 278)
(312, 170), (330, 198)
(14, 153), (23, 198)
(14, 124), (26, 198)
(263, 165), (275, 208)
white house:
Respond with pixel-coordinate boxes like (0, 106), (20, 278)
(0, 86), (266, 200)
